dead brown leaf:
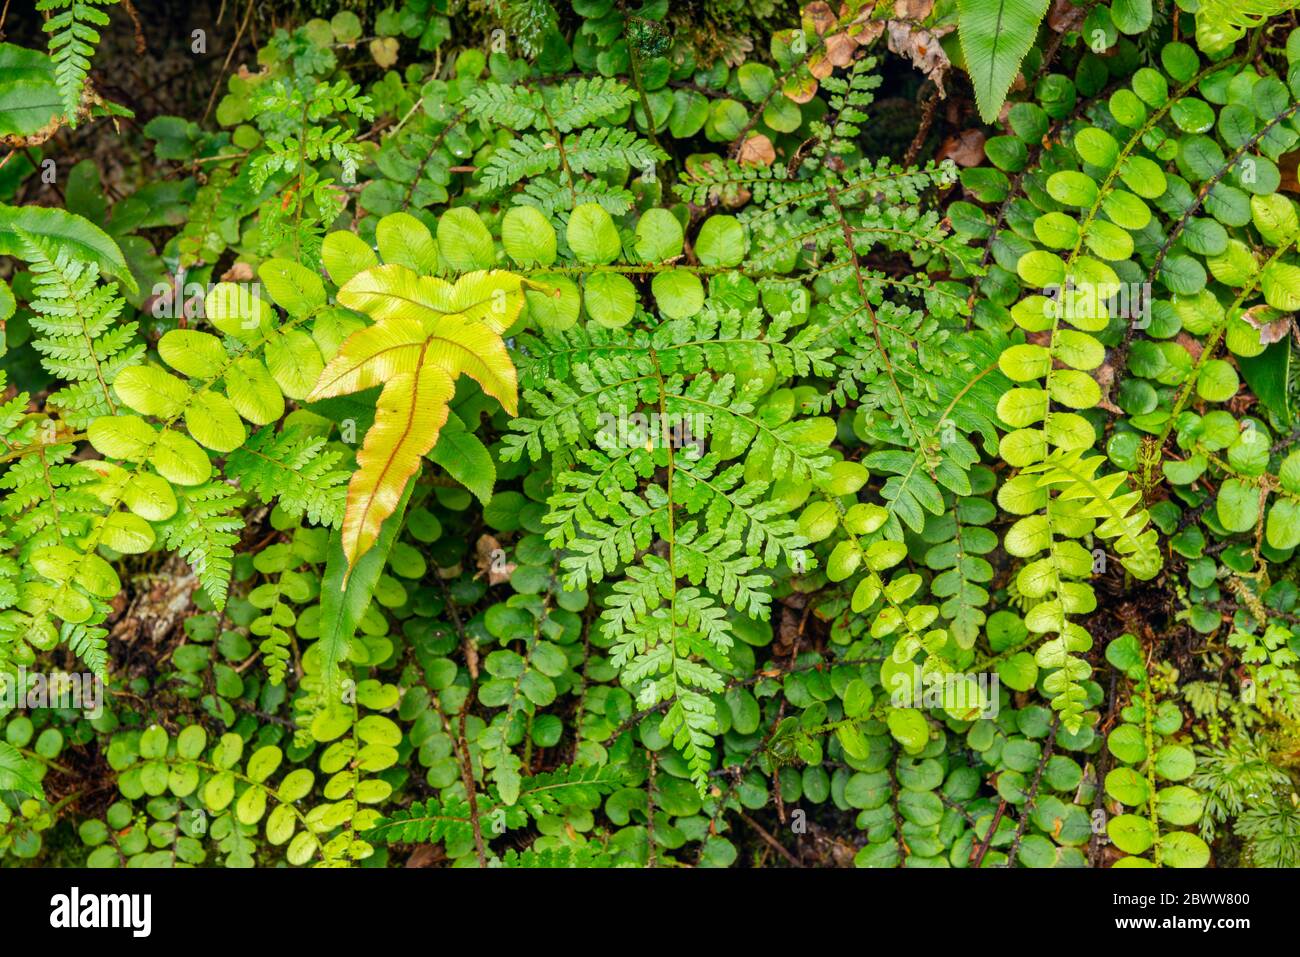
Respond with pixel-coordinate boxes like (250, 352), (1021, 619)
(893, 0), (933, 19)
(463, 638), (480, 680)
(1243, 304), (1295, 345)
(1279, 150), (1300, 193)
(404, 845), (442, 867)
(221, 262), (255, 282)
(846, 19), (886, 45)
(886, 21), (952, 94)
(825, 31), (858, 66)
(1175, 331), (1205, 362)
(1092, 361), (1122, 414)
(844, 1), (886, 44)
(475, 534), (515, 585)
(1227, 393), (1256, 417)
(1048, 0), (1086, 33)
(774, 606), (802, 657)
(719, 35), (755, 67)
(938, 129), (986, 166)
(805, 1), (838, 35)
(738, 133), (776, 167)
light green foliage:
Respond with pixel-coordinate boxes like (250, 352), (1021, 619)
(0, 0), (1297, 874)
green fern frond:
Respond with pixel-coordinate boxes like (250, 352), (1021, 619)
(63, 621), (108, 677)
(505, 295), (839, 791)
(37, 0), (118, 123)
(21, 231), (142, 428)
(498, 844), (610, 867)
(1024, 450), (1162, 580)
(1236, 795), (1300, 867)
(362, 795), (473, 846)
(516, 176), (638, 218)
(225, 426), (349, 528)
(465, 76), (634, 132)
(160, 483), (243, 608)
(483, 127), (665, 193)
(498, 762), (629, 819)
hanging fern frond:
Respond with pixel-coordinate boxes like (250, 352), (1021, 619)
(37, 0), (119, 123)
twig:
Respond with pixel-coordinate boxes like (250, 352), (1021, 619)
(202, 0), (254, 126)
(400, 109), (468, 211)
(970, 798), (1007, 867)
(120, 0), (146, 53)
(646, 749), (657, 868)
(737, 809), (802, 867)
(903, 85), (941, 167)
(435, 574), (488, 868)
(1003, 716), (1060, 867)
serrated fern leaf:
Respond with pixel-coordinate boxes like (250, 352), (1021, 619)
(160, 483), (243, 608)
(37, 0), (118, 123)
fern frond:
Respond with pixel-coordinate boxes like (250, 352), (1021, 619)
(676, 159), (789, 206)
(499, 762), (629, 819)
(37, 0), (118, 123)
(466, 77), (633, 133)
(63, 621), (108, 677)
(515, 176), (637, 218)
(483, 128), (665, 192)
(464, 83), (544, 130)
(498, 844), (610, 867)
(0, 443), (101, 555)
(21, 231), (142, 427)
(160, 482), (243, 608)
(673, 454), (810, 568)
(1236, 796), (1300, 867)
(1024, 450), (1161, 580)
(544, 77), (637, 132)
(225, 426), (349, 528)
(363, 795), (473, 846)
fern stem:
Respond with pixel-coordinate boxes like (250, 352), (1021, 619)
(1153, 236), (1299, 453)
(825, 184), (924, 447)
(430, 570), (489, 867)
(1142, 671), (1162, 866)
(17, 747), (72, 776)
(1112, 93), (1300, 386)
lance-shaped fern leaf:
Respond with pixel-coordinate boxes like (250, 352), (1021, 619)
(308, 263), (522, 574)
